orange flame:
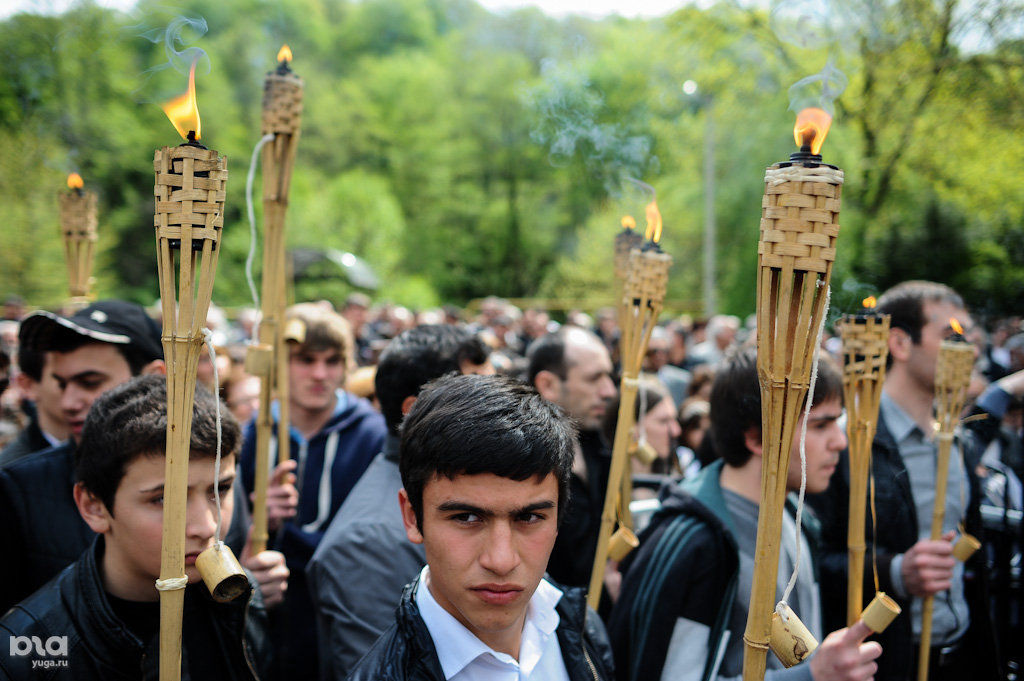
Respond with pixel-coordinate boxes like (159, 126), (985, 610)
(793, 107), (832, 155)
(644, 200), (662, 243)
(160, 60), (200, 141)
(621, 215), (636, 230)
(862, 296), (876, 309)
(277, 44), (292, 63)
(67, 173), (83, 190)
(950, 318), (964, 336)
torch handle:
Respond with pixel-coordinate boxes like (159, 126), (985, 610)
(846, 417), (872, 624)
(917, 432), (954, 679)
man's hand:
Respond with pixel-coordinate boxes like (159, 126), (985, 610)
(900, 531), (955, 598)
(808, 621), (883, 681)
(251, 459), (298, 533)
(240, 539), (289, 608)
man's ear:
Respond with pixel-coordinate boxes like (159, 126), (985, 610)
(74, 482), (112, 533)
(888, 327), (912, 363)
(743, 427), (763, 458)
(141, 359), (166, 376)
(400, 395), (417, 417)
(533, 370), (561, 403)
(398, 488), (423, 545)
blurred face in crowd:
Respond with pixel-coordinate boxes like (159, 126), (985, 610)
(542, 334), (616, 431)
(51, 343), (134, 442)
(641, 396), (681, 458)
(784, 397), (846, 494)
(400, 472), (559, 657)
(226, 375), (261, 424)
(901, 301), (973, 394)
(76, 453), (235, 602)
(289, 346), (346, 416)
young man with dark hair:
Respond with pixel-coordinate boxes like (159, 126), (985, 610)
(239, 302), (387, 678)
(527, 327), (617, 590)
(609, 349), (881, 681)
(810, 281), (1018, 681)
(0, 375), (276, 680)
(348, 373), (614, 681)
(0, 345), (69, 467)
(309, 324), (493, 679)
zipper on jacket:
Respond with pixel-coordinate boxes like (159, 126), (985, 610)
(582, 640), (600, 681)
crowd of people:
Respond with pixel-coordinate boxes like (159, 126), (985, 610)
(0, 281), (1021, 681)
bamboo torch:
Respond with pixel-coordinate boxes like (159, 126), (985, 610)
(587, 199), (671, 609)
(249, 44), (304, 554)
(154, 61), (228, 681)
(838, 297), (892, 624)
(614, 215), (644, 527)
(59, 173), (98, 310)
(742, 108), (842, 681)
(917, 321), (974, 681)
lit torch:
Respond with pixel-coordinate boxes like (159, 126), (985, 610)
(917, 317), (975, 681)
(248, 44), (305, 555)
(742, 107), (845, 680)
(837, 296), (901, 632)
(153, 60), (243, 681)
(59, 173), (98, 309)
(589, 196), (672, 609)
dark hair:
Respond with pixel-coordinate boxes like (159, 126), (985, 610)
(375, 325), (490, 435)
(709, 348), (843, 467)
(75, 374), (240, 513)
(399, 374), (576, 529)
(876, 280), (964, 345)
(47, 328), (154, 376)
(16, 345), (43, 382)
(526, 332), (567, 385)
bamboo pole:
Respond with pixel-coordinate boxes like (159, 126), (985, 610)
(614, 220), (643, 530)
(743, 160), (843, 681)
(154, 141), (227, 681)
(59, 178), (98, 310)
(837, 310), (890, 623)
(250, 53), (305, 553)
(587, 243), (671, 609)
(917, 340), (974, 681)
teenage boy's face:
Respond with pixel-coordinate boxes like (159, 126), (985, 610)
(400, 472), (559, 654)
(86, 453), (235, 602)
(51, 343), (134, 442)
(785, 397), (846, 494)
(289, 346), (345, 414)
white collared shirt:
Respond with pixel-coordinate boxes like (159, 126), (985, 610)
(415, 566), (571, 681)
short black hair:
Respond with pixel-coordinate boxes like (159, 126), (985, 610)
(399, 374), (576, 529)
(47, 329), (155, 376)
(375, 325), (490, 435)
(709, 348), (843, 468)
(526, 332), (567, 385)
(16, 344), (43, 382)
(876, 280), (964, 345)
(75, 374), (240, 513)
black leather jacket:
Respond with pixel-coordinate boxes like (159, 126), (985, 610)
(346, 578), (615, 681)
(0, 538), (271, 681)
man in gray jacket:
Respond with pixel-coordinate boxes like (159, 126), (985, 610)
(307, 324), (492, 679)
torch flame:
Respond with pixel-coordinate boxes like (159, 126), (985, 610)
(950, 318), (964, 336)
(621, 215), (636, 230)
(793, 107), (832, 155)
(278, 44), (292, 63)
(644, 200), (662, 243)
(67, 173), (83, 190)
(862, 296), (876, 309)
(160, 60), (201, 141)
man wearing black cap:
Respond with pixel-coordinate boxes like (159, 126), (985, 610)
(0, 301), (168, 614)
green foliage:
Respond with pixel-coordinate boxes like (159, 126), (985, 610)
(1, 0), (1022, 319)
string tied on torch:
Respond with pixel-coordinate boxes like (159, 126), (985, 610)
(245, 133), (276, 343)
(780, 283), (832, 608)
(201, 327), (225, 543)
(155, 576), (188, 592)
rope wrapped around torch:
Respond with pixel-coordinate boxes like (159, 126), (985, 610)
(250, 47), (304, 554)
(588, 210), (670, 610)
(917, 337), (974, 681)
(742, 154), (842, 681)
(154, 141), (227, 681)
(838, 306), (890, 624)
